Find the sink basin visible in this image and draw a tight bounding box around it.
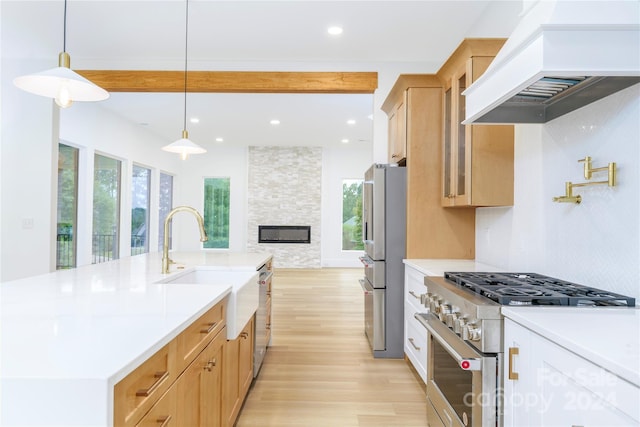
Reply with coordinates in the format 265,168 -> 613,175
160,269 -> 259,339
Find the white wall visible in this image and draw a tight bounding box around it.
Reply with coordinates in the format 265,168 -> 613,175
0,59 -> 58,281
476,84 -> 640,300
175,144 -> 248,252
321,144 -> 372,267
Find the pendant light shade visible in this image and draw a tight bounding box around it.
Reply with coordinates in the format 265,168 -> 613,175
162,130 -> 207,160
13,2 -> 109,107
162,0 -> 206,160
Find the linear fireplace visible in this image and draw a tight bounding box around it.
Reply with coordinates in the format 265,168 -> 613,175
258,225 -> 311,244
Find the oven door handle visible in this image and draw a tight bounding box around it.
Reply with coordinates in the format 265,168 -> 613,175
359,256 -> 374,267
259,271 -> 273,285
359,279 -> 371,294
415,313 -> 482,371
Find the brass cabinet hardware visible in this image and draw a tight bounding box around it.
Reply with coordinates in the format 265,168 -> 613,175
408,337 -> 421,351
200,321 -> 217,334
158,415 -> 172,427
553,156 -> 616,204
204,358 -> 216,372
136,371 -> 169,397
508,347 -> 519,380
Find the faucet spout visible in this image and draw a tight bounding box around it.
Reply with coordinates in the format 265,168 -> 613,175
162,206 -> 208,274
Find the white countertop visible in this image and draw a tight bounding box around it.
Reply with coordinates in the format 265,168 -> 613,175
403,258 -> 502,276
502,306 -> 640,388
0,251 -> 271,427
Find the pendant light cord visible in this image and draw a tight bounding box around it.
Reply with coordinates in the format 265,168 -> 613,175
183,0 -> 189,131
63,0 -> 67,52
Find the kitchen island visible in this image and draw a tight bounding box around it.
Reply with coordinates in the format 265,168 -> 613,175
0,251 -> 271,427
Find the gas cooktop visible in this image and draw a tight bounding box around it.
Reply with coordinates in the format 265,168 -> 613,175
444,272 -> 636,307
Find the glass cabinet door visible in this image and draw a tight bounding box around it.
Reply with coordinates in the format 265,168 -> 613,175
443,88 -> 452,201
456,72 -> 467,198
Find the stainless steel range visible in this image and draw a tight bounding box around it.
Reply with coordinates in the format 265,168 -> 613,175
415,272 -> 635,427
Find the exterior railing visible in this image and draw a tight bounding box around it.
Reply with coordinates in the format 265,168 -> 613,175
57,233 -> 146,267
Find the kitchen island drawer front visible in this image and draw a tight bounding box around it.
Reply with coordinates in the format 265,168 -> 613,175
405,302 -> 427,383
114,342 -> 175,427
176,301 -> 225,372
135,383 -> 177,427
405,265 -> 428,312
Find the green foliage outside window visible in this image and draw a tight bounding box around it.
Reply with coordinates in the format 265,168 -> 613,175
203,178 -> 230,249
342,180 -> 364,251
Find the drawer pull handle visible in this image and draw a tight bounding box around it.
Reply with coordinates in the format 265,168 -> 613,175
136,371 -> 169,397
157,415 -> 172,427
408,291 -> 420,300
508,347 -> 519,380
240,332 -> 249,339
408,337 -> 421,351
200,321 -> 218,334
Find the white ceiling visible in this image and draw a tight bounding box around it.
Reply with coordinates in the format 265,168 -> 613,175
2,1 -> 523,148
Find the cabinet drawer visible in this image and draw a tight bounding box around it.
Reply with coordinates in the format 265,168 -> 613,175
114,342 -> 175,427
135,383 -> 177,427
404,305 -> 427,383
176,302 -> 225,373
405,267 -> 428,311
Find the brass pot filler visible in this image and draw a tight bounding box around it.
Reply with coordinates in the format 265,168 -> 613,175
553,156 -> 616,204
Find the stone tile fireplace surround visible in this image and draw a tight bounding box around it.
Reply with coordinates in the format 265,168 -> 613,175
247,146 -> 321,268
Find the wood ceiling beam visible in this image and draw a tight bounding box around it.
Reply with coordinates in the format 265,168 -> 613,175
75,70 -> 378,94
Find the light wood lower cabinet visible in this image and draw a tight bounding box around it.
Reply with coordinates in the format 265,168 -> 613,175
177,326 -> 226,426
134,383 -> 177,427
223,316 -> 255,427
115,300 -> 237,427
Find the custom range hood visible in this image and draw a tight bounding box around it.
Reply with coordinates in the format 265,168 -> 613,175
464,0 -> 640,124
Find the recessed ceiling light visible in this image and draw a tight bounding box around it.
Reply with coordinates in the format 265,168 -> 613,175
341,139 -> 349,143
190,117 -> 199,124
215,137 -> 224,142
327,26 -> 343,36
270,119 -> 280,125
347,119 -> 356,125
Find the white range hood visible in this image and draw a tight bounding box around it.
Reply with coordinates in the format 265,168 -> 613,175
464,0 -> 640,124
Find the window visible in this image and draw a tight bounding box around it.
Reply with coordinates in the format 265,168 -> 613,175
342,179 -> 364,251
158,172 -> 174,251
56,143 -> 79,269
92,154 -> 121,263
131,165 -> 150,255
203,178 -> 230,249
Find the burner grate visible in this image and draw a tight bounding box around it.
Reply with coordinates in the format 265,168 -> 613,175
444,272 -> 636,307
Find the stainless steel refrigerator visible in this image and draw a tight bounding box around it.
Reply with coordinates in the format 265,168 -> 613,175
360,163 -> 406,358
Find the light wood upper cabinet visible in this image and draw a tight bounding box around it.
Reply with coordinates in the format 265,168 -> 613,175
437,39 -> 514,207
387,97 -> 407,164
382,75 -> 475,259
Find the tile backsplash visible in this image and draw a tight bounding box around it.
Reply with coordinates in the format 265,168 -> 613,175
476,84 -> 640,299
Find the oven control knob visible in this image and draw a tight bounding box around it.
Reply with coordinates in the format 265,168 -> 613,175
420,292 -> 432,306
438,304 -> 451,321
454,317 -> 467,334
463,323 -> 482,341
446,312 -> 460,328
429,297 -> 441,313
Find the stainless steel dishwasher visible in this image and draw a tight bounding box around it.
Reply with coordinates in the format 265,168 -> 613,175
254,262 -> 272,377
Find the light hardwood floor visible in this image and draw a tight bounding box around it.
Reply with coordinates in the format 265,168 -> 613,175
236,268 -> 428,427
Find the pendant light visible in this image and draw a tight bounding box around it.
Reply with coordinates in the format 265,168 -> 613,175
13,0 -> 109,108
162,0 -> 206,160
